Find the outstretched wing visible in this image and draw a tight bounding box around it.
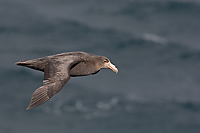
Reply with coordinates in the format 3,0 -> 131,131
26,59 -> 81,110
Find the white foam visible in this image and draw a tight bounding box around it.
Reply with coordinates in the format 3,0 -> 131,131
143,33 -> 167,45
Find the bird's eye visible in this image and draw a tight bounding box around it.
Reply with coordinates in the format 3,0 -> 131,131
104,59 -> 108,63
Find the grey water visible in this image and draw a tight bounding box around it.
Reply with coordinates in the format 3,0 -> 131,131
1,0 -> 200,133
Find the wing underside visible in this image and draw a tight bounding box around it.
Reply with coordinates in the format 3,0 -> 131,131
26,58 -> 82,110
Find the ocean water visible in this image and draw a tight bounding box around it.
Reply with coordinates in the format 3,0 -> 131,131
1,0 -> 200,133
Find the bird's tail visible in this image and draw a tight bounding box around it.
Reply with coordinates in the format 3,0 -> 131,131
15,59 -> 45,72
15,60 -> 30,66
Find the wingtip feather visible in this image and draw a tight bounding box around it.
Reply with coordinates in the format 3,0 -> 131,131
26,106 -> 31,110
26,103 -> 36,110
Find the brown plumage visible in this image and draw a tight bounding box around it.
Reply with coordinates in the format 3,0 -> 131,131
15,51 -> 118,110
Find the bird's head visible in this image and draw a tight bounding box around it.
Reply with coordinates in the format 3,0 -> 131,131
96,56 -> 118,73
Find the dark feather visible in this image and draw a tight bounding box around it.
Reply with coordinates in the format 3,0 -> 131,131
26,58 -> 82,110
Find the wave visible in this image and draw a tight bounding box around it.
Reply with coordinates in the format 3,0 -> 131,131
117,1 -> 200,16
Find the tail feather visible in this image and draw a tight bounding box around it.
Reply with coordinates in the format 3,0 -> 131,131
15,59 -> 46,72
15,60 -> 29,66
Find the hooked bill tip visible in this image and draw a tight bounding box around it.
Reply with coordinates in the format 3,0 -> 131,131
108,62 -> 118,73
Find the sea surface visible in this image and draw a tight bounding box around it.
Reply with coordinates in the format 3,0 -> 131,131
1,0 -> 200,133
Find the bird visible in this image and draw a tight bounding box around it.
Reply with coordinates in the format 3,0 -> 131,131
15,51 -> 118,110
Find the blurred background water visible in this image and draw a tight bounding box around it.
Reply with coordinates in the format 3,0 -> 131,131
1,0 -> 200,133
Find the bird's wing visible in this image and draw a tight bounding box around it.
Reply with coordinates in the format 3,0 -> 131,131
26,58 -> 82,110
